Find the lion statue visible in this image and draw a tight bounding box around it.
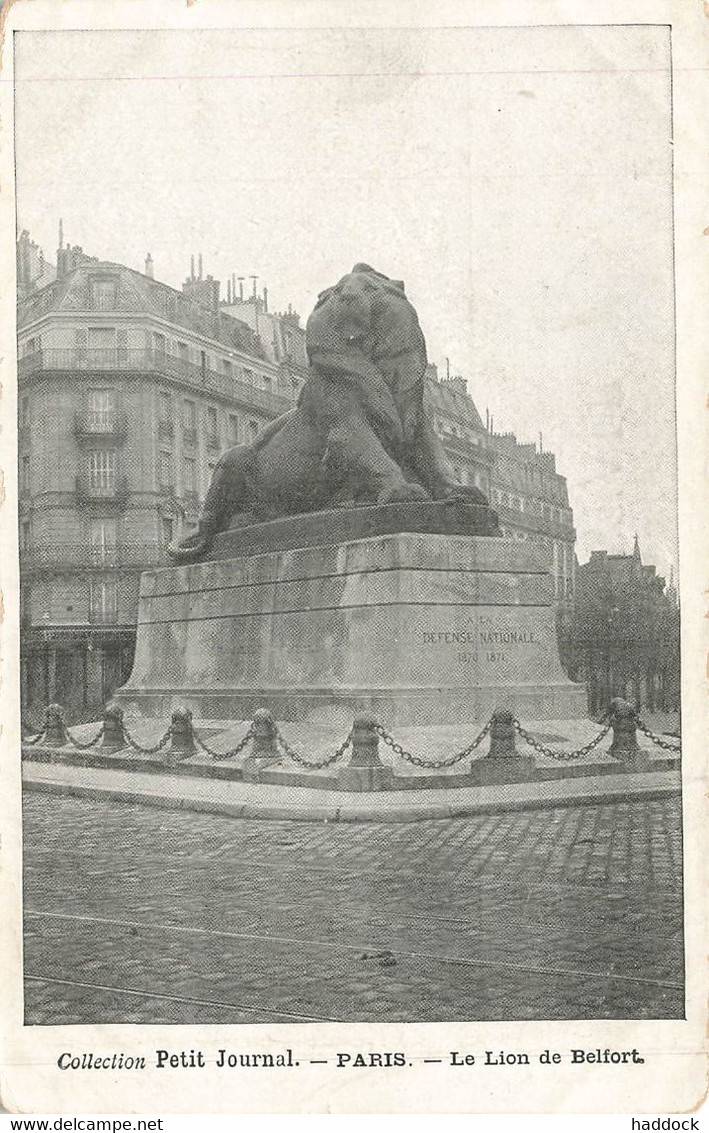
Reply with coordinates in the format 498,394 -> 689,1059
169,263 -> 490,563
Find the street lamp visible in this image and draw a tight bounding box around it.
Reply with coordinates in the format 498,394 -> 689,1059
606,605 -> 620,704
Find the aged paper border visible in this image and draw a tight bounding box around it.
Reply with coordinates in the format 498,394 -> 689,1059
0,0 -> 707,1115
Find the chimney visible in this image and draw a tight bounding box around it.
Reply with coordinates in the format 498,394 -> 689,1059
190,254 -> 195,282
145,252 -> 154,278
486,407 -> 490,431
232,273 -> 236,300
263,285 -> 268,313
198,253 -> 203,281
238,277 -> 244,301
58,218 -> 64,251
539,431 -> 543,453
250,274 -> 258,299
227,279 -> 232,303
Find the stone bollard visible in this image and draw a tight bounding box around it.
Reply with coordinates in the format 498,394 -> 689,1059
165,706 -> 195,764
242,708 -> 280,781
488,707 -> 517,757
608,698 -> 649,771
338,715 -> 393,792
101,702 -> 126,753
474,706 -> 535,786
44,703 -> 68,747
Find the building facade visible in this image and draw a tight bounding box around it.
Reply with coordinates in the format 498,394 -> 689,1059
425,369 -> 577,604
17,237 -> 578,718
562,537 -> 680,714
17,241 -> 303,718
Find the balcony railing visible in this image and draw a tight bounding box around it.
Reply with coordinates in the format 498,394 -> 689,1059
20,542 -> 167,571
73,408 -> 128,442
19,348 -> 294,415
75,473 -> 129,507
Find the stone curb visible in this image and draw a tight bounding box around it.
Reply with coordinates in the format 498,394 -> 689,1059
23,765 -> 682,823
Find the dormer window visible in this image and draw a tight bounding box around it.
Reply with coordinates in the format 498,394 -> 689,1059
90,277 -> 117,310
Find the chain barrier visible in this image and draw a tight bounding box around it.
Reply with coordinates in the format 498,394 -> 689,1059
121,721 -> 172,756
64,723 -> 105,751
274,725 -> 353,770
636,718 -> 681,752
512,719 -> 612,762
375,719 -> 492,769
193,724 -> 255,761
23,700 -> 679,771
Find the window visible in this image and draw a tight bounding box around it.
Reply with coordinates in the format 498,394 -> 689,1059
90,577 -> 117,623
183,400 -> 196,431
90,518 -> 117,564
21,455 -> 30,493
159,450 -> 173,488
90,517 -> 117,547
244,368 -> 254,385
228,414 -> 239,445
154,332 -> 167,356
88,327 -> 115,348
158,391 -> 172,424
161,518 -> 174,546
20,396 -> 30,426
248,420 -> 259,440
206,407 -> 218,445
183,457 -> 196,494
87,388 -> 115,430
88,449 -> 115,490
177,341 -> 189,364
21,520 -> 31,551
90,279 -> 117,311
222,359 -> 233,377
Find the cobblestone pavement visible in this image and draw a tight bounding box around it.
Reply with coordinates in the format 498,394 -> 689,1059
22,793 -> 684,1024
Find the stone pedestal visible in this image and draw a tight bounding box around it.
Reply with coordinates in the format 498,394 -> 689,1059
116,503 -> 586,726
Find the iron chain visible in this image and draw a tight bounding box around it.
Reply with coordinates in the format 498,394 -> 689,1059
64,723 -> 105,751
121,722 -> 172,755
636,718 -> 681,752
275,725 -> 353,770
375,719 -> 491,769
193,724 -> 255,761
512,719 -> 612,762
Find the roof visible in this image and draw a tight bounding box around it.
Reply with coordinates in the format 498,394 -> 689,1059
426,377 -> 485,430
17,261 -> 266,360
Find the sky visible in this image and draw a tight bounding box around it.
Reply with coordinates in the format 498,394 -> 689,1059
13,25 -> 677,579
